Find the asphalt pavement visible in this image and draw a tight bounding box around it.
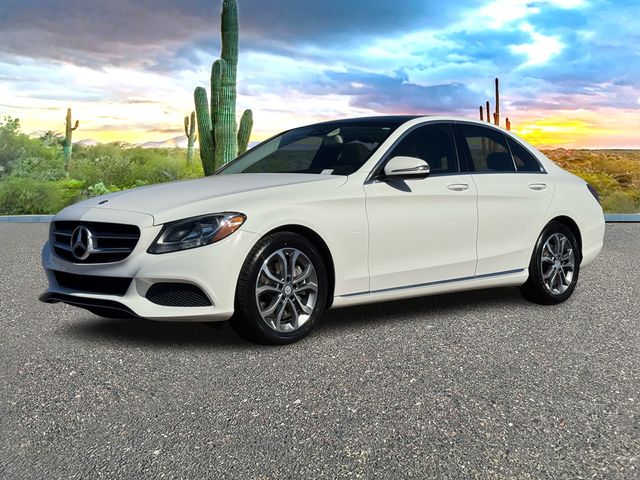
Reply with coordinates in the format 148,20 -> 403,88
1,223 -> 638,479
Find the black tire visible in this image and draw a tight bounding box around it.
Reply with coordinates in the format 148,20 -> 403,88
519,221 -> 580,305
230,232 -> 328,345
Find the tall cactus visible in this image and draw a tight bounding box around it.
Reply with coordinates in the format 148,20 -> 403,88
194,0 -> 253,175
63,108 -> 79,166
494,77 -> 500,126
184,111 -> 197,164
478,77 -> 513,130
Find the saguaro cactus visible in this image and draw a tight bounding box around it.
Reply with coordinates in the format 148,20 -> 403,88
194,0 -> 253,175
494,77 -> 500,126
478,77 -> 513,130
184,111 -> 197,164
63,108 -> 79,166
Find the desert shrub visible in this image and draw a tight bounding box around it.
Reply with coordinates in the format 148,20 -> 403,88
57,179 -> 86,207
68,145 -> 203,190
601,190 -> 640,214
0,177 -> 64,214
86,181 -> 121,197
9,153 -> 66,181
570,171 -> 619,195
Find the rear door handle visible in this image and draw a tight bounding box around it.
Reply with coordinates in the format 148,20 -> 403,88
529,183 -> 547,191
447,183 -> 469,191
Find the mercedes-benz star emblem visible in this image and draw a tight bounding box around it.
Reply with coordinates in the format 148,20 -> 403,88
70,226 -> 95,260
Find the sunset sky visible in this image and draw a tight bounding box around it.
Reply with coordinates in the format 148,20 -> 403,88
0,0 -> 638,148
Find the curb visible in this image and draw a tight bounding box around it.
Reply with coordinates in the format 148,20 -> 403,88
0,215 -> 55,223
604,214 -> 640,222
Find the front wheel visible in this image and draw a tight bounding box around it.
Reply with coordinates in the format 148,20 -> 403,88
520,222 -> 580,305
230,232 -> 328,345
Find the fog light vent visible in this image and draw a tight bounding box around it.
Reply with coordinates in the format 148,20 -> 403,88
145,283 -> 212,307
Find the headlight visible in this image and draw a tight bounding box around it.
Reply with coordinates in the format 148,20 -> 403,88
148,212 -> 246,254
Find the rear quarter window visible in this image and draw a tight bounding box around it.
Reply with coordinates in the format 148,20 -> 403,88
507,137 -> 544,172
459,124 -> 515,173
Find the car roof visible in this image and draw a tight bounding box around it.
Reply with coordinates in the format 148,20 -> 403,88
301,115 -> 514,129
304,115 -> 425,128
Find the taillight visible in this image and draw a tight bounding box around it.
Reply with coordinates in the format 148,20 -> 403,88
586,183 -> 600,203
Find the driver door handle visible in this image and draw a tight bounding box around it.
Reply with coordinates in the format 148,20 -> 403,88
529,182 -> 547,191
447,183 -> 469,191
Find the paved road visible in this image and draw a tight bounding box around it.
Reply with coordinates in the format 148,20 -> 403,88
1,223 -> 638,479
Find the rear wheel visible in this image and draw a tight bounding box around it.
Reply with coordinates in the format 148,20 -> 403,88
230,232 -> 328,345
520,222 -> 580,305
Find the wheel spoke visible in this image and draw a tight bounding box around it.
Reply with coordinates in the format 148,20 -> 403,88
289,250 -> 300,280
558,268 -> 567,286
295,281 -> 318,293
293,293 -> 313,315
257,284 -> 280,295
261,293 -> 284,317
542,267 -> 554,280
275,251 -> 289,281
288,298 -> 299,329
294,264 -> 313,283
549,270 -> 558,291
261,264 -> 284,285
541,255 -> 554,264
559,236 -> 567,256
275,299 -> 287,330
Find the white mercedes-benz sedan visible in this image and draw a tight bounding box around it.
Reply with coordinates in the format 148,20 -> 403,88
40,116 -> 605,344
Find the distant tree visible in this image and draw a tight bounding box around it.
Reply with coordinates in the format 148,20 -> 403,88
0,116 -> 20,135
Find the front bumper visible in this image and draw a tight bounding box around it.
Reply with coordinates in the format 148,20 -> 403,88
40,224 -> 258,322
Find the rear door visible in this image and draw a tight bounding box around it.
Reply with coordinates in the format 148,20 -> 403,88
454,123 -> 555,276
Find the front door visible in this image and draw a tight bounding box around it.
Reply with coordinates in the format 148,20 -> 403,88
364,123 -> 478,292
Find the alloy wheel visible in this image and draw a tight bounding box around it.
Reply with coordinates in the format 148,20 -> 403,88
540,232 -> 575,295
255,248 -> 319,332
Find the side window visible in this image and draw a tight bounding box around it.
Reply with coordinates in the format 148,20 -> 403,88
459,124 -> 515,173
507,137 -> 543,172
387,124 -> 459,175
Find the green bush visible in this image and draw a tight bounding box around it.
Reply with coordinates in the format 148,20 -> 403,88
68,145 -> 203,190
601,190 -> 640,214
0,177 -> 65,214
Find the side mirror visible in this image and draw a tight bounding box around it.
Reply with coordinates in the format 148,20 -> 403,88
383,156 -> 430,178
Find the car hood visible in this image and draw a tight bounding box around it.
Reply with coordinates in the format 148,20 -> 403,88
63,173 -> 348,225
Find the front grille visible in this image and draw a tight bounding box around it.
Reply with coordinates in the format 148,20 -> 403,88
53,270 -> 132,296
145,283 -> 212,307
51,221 -> 140,263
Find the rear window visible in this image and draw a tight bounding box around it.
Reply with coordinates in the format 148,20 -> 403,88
507,137 -> 544,172
459,124 -> 515,173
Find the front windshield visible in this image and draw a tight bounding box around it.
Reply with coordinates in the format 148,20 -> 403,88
218,122 -> 398,176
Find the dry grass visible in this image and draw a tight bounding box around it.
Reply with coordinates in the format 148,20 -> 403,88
542,149 -> 640,213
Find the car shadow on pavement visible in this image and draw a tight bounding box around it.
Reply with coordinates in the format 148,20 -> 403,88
59,316 -> 252,349
58,287 -> 525,347
318,286 -> 526,333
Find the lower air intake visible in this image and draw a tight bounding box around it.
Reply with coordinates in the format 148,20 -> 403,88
145,283 -> 212,307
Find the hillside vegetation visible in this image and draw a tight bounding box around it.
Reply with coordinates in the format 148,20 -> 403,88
0,117 -> 638,214
543,149 -> 640,213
